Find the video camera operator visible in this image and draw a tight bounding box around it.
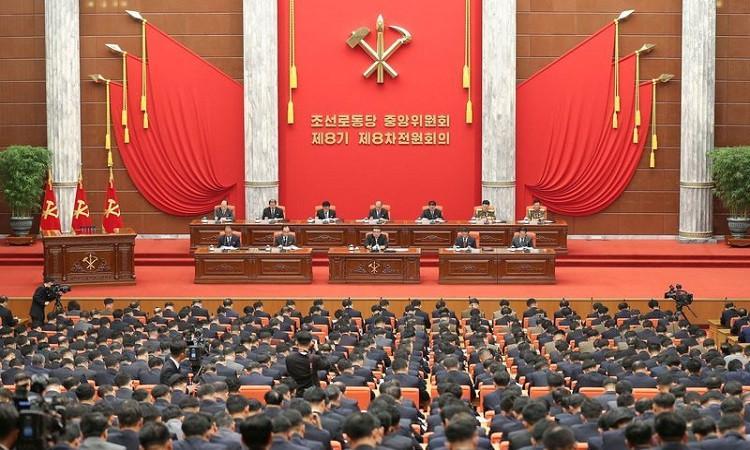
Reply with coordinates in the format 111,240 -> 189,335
30,277 -> 56,327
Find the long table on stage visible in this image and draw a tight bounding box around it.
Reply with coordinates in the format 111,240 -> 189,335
328,247 -> 421,284
42,228 -> 137,285
438,248 -> 556,284
189,220 -> 568,254
194,247 -> 313,284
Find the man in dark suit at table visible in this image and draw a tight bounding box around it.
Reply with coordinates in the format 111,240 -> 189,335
0,296 -> 16,327
368,201 -> 390,221
511,227 -> 534,248
365,227 -> 388,251
274,226 -> 296,247
262,199 -> 285,220
218,225 -> 241,248
454,228 -> 477,249
420,200 -> 444,220
316,201 -> 336,220
214,199 -> 234,222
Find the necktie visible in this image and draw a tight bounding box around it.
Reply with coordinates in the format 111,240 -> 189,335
271,208 -> 275,216
283,236 -> 287,246
464,237 -> 468,247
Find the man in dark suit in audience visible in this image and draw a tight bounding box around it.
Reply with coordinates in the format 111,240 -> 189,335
214,200 -> 234,222
218,225 -> 240,248
368,201 -> 390,221
454,228 -> 477,249
624,361 -> 658,388
262,199 -> 285,220
316,201 -> 336,220
0,296 -> 16,327
274,226 -> 296,247
365,227 -> 388,250
420,201 -> 443,220
160,340 -> 187,385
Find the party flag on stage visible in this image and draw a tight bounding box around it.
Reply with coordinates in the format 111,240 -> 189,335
71,173 -> 93,233
103,169 -> 124,233
40,170 -> 61,233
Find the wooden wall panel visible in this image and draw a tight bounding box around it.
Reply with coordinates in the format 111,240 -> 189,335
0,0 -> 747,236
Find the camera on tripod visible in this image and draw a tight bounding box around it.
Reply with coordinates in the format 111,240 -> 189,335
48,283 -> 71,315
664,283 -> 693,310
14,376 -> 66,450
186,329 -> 209,375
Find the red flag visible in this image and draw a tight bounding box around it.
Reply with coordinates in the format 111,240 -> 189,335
71,174 -> 93,233
103,171 -> 124,233
39,171 -> 61,232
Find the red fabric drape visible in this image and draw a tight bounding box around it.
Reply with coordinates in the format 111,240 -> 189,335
516,24 -> 653,217
109,24 -> 244,218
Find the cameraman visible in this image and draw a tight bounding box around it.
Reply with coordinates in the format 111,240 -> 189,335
0,296 -> 16,327
30,277 -> 56,327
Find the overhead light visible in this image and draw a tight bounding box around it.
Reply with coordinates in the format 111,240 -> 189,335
655,73 -> 674,83
617,9 -> 635,21
89,74 -> 109,83
105,43 -> 125,55
125,10 -> 144,21
636,43 -> 656,55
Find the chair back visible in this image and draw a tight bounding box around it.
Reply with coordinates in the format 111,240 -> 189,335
526,205 -> 547,219
513,231 -> 537,247
474,206 -> 496,214
346,386 -> 372,411
469,231 -> 480,247
238,385 -> 272,403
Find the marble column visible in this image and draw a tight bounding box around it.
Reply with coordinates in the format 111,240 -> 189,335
679,0 -> 716,241
45,0 -> 82,233
243,0 -> 279,218
482,0 -> 516,220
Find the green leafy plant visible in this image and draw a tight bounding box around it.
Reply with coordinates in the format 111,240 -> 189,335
0,145 -> 51,217
710,146 -> 750,218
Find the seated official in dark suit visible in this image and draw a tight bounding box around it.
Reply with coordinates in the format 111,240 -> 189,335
421,200 -> 444,220
214,199 -> 234,222
0,296 -> 16,327
366,228 -> 388,250
368,200 -> 390,221
454,228 -> 477,249
274,226 -> 296,247
218,225 -> 241,248
475,199 -> 496,222
262,199 -> 285,220
316,201 -> 336,220
511,228 -> 534,248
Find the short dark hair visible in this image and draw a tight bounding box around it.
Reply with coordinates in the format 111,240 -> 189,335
482,200 -> 490,205
717,414 -> 743,433
139,422 -> 171,450
0,403 -> 20,440
170,340 -> 187,357
654,412 -> 686,442
240,415 -> 273,450
428,200 -> 437,206
445,416 -> 477,443
691,417 -> 716,437
117,400 -> 142,427
322,201 -> 331,207
522,401 -> 548,425
624,421 -> 653,447
542,426 -> 575,450
80,413 -> 109,438
343,412 -> 379,441
182,414 -> 211,438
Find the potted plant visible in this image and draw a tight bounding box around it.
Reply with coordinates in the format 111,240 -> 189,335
0,145 -> 51,236
710,146 -> 750,238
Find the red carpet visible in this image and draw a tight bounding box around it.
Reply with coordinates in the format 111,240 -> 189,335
0,264 -> 747,300
1,238 -> 748,299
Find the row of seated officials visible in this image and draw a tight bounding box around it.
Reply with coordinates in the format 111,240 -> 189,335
213,199 -> 549,222
0,296 -> 748,450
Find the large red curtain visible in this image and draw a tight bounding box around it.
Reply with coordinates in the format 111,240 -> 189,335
109,24 -> 244,218
516,24 -> 653,217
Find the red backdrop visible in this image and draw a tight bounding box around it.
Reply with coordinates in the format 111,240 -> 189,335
277,0 -> 482,220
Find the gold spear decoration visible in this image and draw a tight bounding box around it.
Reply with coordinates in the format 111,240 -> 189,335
649,73 -> 674,168
612,9 -> 634,129
106,44 -> 129,143
464,0 -> 473,123
633,43 -> 655,143
287,0 -> 296,124
90,74 -> 112,155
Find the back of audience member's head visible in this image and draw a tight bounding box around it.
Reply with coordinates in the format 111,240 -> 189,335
80,413 -> 109,438
182,414 -> 211,439
654,412 -> 686,443
139,422 -> 171,450
691,417 -> 717,441
624,420 -> 653,448
342,412 -> 379,443
542,425 -> 575,450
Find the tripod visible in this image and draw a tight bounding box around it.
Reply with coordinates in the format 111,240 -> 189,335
675,303 -> 697,326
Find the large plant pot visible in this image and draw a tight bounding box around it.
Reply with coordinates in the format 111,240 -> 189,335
727,217 -> 750,238
9,216 -> 33,237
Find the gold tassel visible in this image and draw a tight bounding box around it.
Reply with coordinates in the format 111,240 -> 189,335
107,149 -> 113,168
463,0 -> 471,89
632,127 -> 639,144
462,66 -> 470,89
124,126 -> 130,144
105,80 -> 112,150
287,100 -> 295,124
465,99 -> 473,124
290,65 -> 298,89
635,110 -> 641,127
612,111 -> 618,129
143,111 -> 149,129
121,52 -> 128,128
650,80 -> 658,167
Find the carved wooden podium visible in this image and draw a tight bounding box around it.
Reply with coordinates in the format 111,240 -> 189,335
42,228 -> 137,285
